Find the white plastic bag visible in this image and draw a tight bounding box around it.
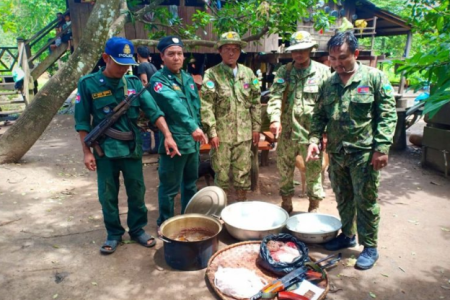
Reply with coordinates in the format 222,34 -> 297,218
214,266 -> 267,299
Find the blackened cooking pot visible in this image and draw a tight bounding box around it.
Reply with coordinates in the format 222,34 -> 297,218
159,213 -> 222,271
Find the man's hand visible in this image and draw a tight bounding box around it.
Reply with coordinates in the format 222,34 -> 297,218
164,135 -> 181,158
192,128 -> 208,144
306,143 -> 320,162
252,131 -> 260,146
371,151 -> 389,171
210,136 -> 220,149
270,122 -> 282,138
84,152 -> 97,171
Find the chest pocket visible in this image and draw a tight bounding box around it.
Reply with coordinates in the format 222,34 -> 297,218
323,93 -> 339,120
187,88 -> 200,112
216,87 -> 232,112
127,100 -> 141,120
350,94 -> 374,120
92,96 -> 117,116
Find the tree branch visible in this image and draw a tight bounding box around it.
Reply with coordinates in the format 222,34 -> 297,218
243,26 -> 270,42
134,0 -> 166,20
139,21 -> 186,38
108,0 -> 129,36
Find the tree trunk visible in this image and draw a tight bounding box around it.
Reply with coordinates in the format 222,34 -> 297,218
0,0 -> 124,163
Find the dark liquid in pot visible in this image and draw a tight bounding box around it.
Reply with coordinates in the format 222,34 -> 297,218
170,227 -> 215,242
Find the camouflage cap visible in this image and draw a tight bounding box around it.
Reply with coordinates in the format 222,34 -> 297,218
216,31 -> 248,49
285,31 -> 318,51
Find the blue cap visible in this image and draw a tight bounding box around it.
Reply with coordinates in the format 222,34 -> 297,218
157,36 -> 183,53
105,37 -> 138,66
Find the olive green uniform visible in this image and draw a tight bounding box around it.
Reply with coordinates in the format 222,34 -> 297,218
201,63 -> 261,190
74,68 -> 164,241
267,60 -> 330,199
309,62 -> 397,247
150,67 -> 202,226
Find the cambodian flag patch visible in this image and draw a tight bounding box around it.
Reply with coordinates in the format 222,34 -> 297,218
75,93 -> 81,104
243,83 -> 249,89
190,84 -> 195,90
127,89 -> 136,96
357,86 -> 370,94
154,82 -> 163,93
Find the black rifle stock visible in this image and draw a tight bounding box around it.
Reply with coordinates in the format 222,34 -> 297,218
84,83 -> 150,156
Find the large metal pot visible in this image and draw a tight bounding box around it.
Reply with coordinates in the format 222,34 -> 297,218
286,213 -> 342,244
220,201 -> 289,241
159,213 -> 222,270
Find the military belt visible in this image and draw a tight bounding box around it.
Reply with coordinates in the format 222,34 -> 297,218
105,128 -> 134,141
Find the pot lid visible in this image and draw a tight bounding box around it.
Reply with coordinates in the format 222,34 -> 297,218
185,186 -> 227,216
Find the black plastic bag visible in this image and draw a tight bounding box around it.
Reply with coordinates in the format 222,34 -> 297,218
257,233 -> 309,276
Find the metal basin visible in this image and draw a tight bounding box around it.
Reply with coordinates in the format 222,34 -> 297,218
220,201 -> 289,241
286,213 -> 342,244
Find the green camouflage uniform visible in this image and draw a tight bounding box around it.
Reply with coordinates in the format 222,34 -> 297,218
201,62 -> 261,190
309,62 -> 397,247
267,60 -> 330,199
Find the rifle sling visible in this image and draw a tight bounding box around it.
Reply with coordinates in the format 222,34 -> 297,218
105,128 -> 134,141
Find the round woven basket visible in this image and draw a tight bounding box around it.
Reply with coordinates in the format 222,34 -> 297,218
206,241 -> 329,300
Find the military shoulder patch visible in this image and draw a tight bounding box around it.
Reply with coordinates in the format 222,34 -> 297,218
253,78 -> 259,86
190,84 -> 195,91
75,93 -> 81,104
127,89 -> 136,96
154,82 -> 163,93
383,84 -> 393,95
276,78 -> 285,84
205,80 -> 215,89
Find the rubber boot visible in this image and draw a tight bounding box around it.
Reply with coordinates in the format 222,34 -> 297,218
281,195 -> 293,214
308,199 -> 320,213
236,189 -> 247,202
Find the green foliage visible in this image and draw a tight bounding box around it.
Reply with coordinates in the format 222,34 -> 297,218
0,0 -> 66,71
0,0 -> 66,43
394,0 -> 450,117
141,0 -> 334,42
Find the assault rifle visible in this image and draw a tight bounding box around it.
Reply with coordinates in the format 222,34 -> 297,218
250,253 -> 341,300
84,83 -> 150,157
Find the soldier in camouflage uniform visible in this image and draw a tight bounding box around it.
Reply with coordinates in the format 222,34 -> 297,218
201,31 -> 261,201
307,31 -> 397,270
267,31 -> 330,213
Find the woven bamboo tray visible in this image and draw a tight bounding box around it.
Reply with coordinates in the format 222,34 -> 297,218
206,241 -> 329,300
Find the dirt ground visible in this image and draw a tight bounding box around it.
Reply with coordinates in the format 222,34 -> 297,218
0,115 -> 449,300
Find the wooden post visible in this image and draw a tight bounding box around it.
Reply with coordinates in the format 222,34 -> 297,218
398,31 -> 412,95
370,17 -> 377,53
16,38 -> 31,105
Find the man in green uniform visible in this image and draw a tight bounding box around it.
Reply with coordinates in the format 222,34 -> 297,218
201,31 -> 261,201
267,31 -> 330,213
306,31 -> 397,270
150,36 -> 207,229
74,37 -> 180,254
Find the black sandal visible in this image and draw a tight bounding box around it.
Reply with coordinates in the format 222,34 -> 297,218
131,232 -> 156,248
100,239 -> 121,254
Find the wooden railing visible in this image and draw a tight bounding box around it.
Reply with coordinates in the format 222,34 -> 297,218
0,46 -> 19,73
0,10 -> 70,104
